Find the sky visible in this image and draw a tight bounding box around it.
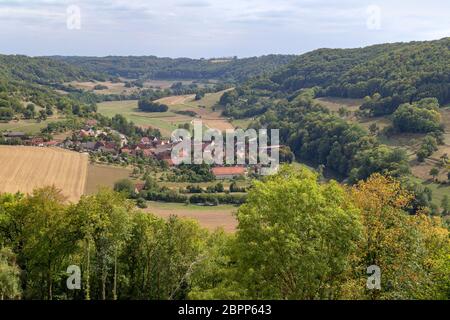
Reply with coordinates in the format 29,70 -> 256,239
0,0 -> 449,58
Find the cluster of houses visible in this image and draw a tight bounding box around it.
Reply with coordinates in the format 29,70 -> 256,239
60,122 -> 176,165
1,119 -> 282,180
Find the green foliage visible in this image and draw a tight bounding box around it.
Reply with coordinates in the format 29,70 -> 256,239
136,198 -> 148,209
138,99 -> 169,112
113,179 -> 135,197
195,91 -> 205,100
168,164 -> 215,183
52,55 -> 296,83
232,166 -> 362,299
417,135 -> 439,162
351,175 -> 450,299
441,196 -> 450,216
243,89 -> 410,180
271,38 -> 450,114
392,98 -> 442,133
0,168 -> 449,300
120,213 -> 206,299
0,247 -> 22,300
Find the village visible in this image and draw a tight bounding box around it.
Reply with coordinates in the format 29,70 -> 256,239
0,119 -> 277,180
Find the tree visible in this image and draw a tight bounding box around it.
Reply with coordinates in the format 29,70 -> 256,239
214,182 -> 224,193
8,187 -> 78,300
392,98 -> 441,133
440,153 -> 448,166
441,195 -> 450,216
430,167 -> 439,181
232,166 -> 363,299
195,92 -> 205,101
113,179 -> 135,197
417,135 -> 439,162
188,231 -> 244,299
0,107 -> 14,121
136,198 -> 147,209
120,213 -> 206,299
350,174 -> 450,299
45,105 -> 53,116
138,99 -> 168,112
38,109 -> 47,121
417,149 -> 428,162
21,103 -> 37,119
0,247 -> 22,300
369,123 -> 378,135
69,189 -> 133,300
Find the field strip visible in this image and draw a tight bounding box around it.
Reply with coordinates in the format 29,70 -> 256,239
0,146 -> 88,202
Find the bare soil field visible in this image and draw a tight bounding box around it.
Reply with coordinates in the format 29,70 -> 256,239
144,201 -> 238,233
85,163 -> 132,194
0,146 -> 88,202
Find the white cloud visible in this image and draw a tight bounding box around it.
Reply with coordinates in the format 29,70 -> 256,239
0,0 -> 448,57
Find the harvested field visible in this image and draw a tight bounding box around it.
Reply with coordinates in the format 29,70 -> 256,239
0,146 -> 88,202
85,163 -> 132,194
144,201 -> 238,233
156,94 -> 196,105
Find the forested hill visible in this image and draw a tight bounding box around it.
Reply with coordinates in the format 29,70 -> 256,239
49,54 -> 296,82
0,55 -> 103,119
267,37 -> 450,115
218,38 -> 450,184
0,54 -> 104,85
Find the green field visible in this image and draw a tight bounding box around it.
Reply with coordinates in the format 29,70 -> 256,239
0,118 -> 64,135
97,90 -> 233,137
145,201 -> 238,212
231,118 -> 253,129
159,180 -> 250,190
408,176 -> 450,209
97,100 -> 186,136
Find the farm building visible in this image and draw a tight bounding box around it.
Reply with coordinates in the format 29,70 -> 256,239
211,166 -> 246,179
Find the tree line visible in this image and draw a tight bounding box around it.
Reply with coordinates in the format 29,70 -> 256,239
1,166 -> 449,300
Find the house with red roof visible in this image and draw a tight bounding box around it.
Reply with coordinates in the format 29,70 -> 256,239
211,166 -> 246,179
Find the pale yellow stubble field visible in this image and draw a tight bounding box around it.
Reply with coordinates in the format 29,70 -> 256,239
0,146 -> 88,202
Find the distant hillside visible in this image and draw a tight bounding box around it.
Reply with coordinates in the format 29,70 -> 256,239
267,38 -> 450,115
49,55 -> 296,82
0,54 -> 104,85
0,55 -> 102,120
217,38 -> 450,182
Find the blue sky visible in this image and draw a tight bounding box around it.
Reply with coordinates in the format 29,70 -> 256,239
0,0 -> 449,57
